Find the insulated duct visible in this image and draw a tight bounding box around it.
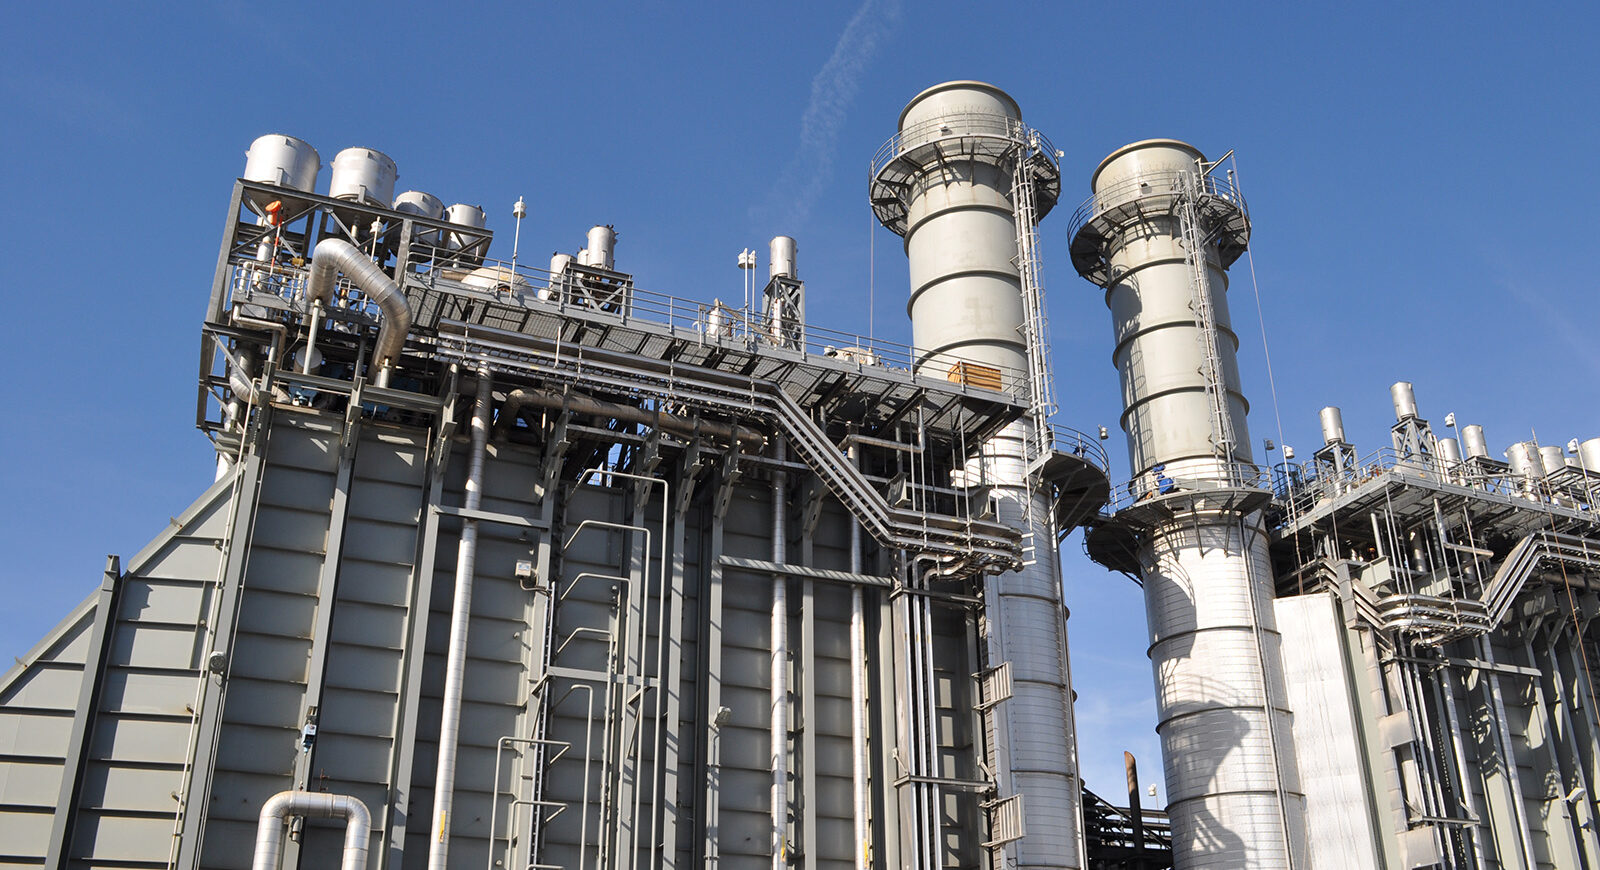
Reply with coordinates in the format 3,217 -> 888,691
251,790 -> 371,870
1070,139 -> 1308,869
871,80 -> 1082,870
307,237 -> 414,387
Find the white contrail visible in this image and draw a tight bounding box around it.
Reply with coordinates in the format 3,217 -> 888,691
761,0 -> 902,227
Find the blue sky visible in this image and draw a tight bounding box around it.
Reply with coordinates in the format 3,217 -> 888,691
2,1 -> 1596,806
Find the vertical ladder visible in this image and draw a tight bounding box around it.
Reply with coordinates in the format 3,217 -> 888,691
1177,169 -> 1237,461
1011,133 -> 1056,466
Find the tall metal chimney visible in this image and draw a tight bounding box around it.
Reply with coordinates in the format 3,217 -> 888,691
872,81 -> 1084,870
1069,140 -> 1308,869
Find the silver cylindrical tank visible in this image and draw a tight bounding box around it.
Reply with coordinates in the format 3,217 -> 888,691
393,191 -> 445,249
1581,438 -> 1600,473
1461,424 -> 1490,460
770,235 -> 798,280
1540,445 -> 1567,476
897,81 -> 1028,381
585,225 -> 616,271
1390,381 -> 1418,421
393,190 -> 444,220
1319,407 -> 1346,445
328,147 -> 398,206
549,252 -> 572,275
1438,437 -> 1463,464
443,203 -> 488,254
244,134 -> 320,192
462,266 -> 533,296
1506,441 -> 1545,482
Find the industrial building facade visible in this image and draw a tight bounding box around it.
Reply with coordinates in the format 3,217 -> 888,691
1,81 -> 1597,870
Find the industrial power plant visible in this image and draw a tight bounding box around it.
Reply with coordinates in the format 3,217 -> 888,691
2,80 -> 1597,870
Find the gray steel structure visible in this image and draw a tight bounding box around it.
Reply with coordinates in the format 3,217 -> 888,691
0,82 -> 1111,870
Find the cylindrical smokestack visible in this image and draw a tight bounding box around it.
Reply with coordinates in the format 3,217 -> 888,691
1075,140 -> 1252,476
769,235 -> 798,280
1462,424 -> 1490,460
877,81 -> 1029,381
872,81 -> 1082,870
1390,381 -> 1419,421
1070,139 -> 1306,869
585,225 -> 615,271
1319,406 -> 1346,445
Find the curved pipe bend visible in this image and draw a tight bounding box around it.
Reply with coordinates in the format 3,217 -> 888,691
252,789 -> 371,870
308,238 -> 414,384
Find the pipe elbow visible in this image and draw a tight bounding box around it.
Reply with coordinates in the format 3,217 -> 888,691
308,238 -> 414,376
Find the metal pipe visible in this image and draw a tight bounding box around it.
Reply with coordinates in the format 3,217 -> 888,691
427,370 -> 493,870
252,790 -> 371,870
849,446 -> 870,870
771,434 -> 789,870
499,387 -> 765,450
307,237 -> 414,387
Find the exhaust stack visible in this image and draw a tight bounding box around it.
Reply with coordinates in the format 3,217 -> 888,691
871,80 -> 1083,870
1070,140 -> 1308,869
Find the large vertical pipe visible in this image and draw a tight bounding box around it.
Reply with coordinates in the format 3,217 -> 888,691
771,435 -> 789,870
849,447 -> 870,870
871,80 -> 1082,870
1071,140 -> 1307,869
428,370 -> 493,870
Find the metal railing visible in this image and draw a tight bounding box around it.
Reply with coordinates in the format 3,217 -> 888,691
1105,460 -> 1269,514
1046,424 -> 1110,477
870,112 -> 1056,181
1064,167 -> 1248,245
1271,446 -> 1600,518
224,248 -> 1035,398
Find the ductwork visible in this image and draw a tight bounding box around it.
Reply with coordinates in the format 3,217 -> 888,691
308,237 -> 414,387
499,386 -> 766,450
251,790 -> 371,870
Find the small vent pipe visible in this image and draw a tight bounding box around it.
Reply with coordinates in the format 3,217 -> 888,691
252,790 -> 370,870
586,225 -> 616,271
770,235 -> 798,280
1461,425 -> 1490,460
1319,406 -> 1346,445
1391,381 -> 1419,421
307,238 -> 413,387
